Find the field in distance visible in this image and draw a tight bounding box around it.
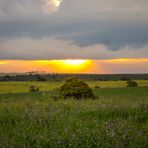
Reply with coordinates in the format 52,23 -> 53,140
0,80 -> 148,147
0,80 -> 148,94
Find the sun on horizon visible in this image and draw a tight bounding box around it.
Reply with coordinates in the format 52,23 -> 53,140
34,59 -> 92,73
58,59 -> 89,66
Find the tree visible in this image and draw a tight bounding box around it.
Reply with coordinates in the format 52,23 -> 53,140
59,77 -> 94,99
36,75 -> 46,81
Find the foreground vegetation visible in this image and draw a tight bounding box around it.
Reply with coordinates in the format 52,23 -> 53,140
0,81 -> 148,147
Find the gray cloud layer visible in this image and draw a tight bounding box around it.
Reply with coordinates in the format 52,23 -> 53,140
0,0 -> 148,59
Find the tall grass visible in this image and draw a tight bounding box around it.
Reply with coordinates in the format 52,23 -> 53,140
0,93 -> 148,147
0,81 -> 148,147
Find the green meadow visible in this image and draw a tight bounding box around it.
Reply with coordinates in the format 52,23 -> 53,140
0,80 -> 148,147
0,80 -> 148,94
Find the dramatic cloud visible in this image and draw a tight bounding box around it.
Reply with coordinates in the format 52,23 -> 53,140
0,0 -> 148,59
0,37 -> 148,60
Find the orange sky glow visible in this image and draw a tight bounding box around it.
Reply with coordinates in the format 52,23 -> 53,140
0,58 -> 148,74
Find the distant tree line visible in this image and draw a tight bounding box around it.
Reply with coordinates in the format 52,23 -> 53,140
0,73 -> 147,82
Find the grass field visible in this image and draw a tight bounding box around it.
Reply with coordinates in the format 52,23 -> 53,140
0,80 -> 148,147
0,80 -> 148,94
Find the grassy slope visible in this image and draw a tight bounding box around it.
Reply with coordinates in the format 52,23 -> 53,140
0,81 -> 148,147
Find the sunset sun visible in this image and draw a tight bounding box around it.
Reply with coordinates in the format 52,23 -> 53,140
51,60 -> 92,73
32,60 -> 92,73
60,60 -> 88,66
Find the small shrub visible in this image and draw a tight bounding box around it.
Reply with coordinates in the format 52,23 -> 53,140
60,77 -> 94,99
127,80 -> 138,87
94,86 -> 101,89
29,85 -> 40,92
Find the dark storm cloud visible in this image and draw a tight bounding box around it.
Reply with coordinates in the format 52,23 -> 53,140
61,22 -> 148,50
0,0 -> 148,59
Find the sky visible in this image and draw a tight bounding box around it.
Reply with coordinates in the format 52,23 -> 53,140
0,0 -> 148,73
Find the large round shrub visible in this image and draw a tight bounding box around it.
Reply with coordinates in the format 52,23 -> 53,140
59,77 -> 94,99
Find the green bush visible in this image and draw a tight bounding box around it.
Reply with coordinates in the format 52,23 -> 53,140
29,85 -> 40,92
127,80 -> 138,87
60,77 -> 94,99
94,85 -> 101,89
